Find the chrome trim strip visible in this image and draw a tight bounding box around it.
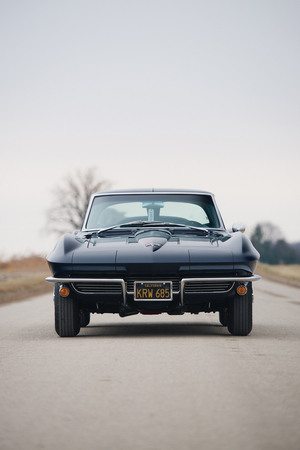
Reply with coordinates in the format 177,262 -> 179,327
45,277 -> 126,304
72,283 -> 123,295
180,275 -> 261,305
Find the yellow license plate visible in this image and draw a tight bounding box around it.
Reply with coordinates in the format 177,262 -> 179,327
134,282 -> 172,301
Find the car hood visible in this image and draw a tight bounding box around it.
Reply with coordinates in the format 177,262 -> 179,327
71,230 -> 234,275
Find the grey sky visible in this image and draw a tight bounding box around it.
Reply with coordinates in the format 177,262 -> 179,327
1,0 -> 299,258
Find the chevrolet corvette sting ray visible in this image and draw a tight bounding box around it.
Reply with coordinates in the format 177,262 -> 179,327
46,189 -> 260,337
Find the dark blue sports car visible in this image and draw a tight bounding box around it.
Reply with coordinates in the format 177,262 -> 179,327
46,189 -> 260,337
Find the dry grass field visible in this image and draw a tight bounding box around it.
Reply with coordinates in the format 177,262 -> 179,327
0,255 -> 53,305
0,256 -> 299,306
256,262 -> 300,286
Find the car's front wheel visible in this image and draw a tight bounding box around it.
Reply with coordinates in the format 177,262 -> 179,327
54,284 -> 80,337
227,283 -> 252,336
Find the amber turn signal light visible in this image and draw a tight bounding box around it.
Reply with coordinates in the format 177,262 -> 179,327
236,285 -> 247,296
59,286 -> 70,297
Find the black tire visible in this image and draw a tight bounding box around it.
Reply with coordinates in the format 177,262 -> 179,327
219,309 -> 228,326
80,311 -> 90,327
54,284 -> 80,337
227,283 -> 253,336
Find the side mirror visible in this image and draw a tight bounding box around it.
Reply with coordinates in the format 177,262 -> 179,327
232,222 -> 246,233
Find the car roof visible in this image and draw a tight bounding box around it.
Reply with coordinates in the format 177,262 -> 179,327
92,188 -> 215,196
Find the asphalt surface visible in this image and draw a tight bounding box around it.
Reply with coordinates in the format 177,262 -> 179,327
0,278 -> 299,450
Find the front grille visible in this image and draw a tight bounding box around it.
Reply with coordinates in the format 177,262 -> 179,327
72,282 -> 123,294
126,278 -> 180,293
184,281 -> 234,293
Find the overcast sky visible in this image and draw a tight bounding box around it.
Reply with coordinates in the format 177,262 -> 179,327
1,0 -> 299,259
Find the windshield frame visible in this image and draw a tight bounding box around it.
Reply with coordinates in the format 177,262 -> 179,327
82,191 -> 226,232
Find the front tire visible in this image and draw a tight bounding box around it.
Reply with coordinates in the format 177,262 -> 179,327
54,284 -> 80,337
227,283 -> 253,336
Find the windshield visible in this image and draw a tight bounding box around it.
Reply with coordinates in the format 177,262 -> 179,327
85,194 -> 221,230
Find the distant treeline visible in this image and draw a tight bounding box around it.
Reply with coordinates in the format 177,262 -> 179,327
250,223 -> 300,265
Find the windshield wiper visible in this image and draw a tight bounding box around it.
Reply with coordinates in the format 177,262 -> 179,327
96,221 -> 152,235
140,222 -> 210,234
82,222 -> 225,239
97,221 -> 210,236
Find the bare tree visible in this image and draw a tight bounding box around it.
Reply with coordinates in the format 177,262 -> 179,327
251,222 -> 283,244
46,168 -> 112,235
250,222 -> 298,264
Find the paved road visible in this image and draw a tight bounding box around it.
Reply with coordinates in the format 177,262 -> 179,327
0,278 -> 299,450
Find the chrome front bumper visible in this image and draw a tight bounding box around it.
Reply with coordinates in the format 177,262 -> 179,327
46,275 -> 261,306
